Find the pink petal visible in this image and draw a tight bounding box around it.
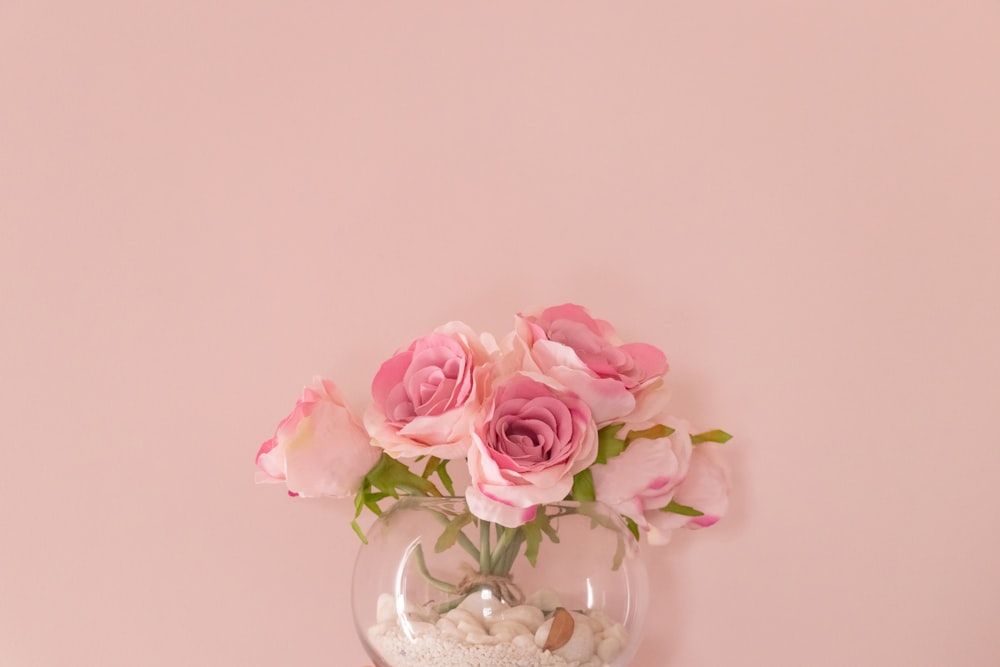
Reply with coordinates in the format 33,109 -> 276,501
466,485 -> 538,528
620,342 -> 668,378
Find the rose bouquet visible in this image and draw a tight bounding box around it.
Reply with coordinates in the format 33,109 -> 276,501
255,304 -> 732,667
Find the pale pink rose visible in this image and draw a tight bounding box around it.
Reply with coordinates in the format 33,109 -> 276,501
365,322 -> 497,460
255,378 -> 380,498
645,446 -> 730,545
591,417 -> 693,529
611,380 -> 672,438
512,304 -> 668,425
466,375 -> 598,527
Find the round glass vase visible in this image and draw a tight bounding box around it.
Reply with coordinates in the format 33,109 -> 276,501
352,497 -> 648,667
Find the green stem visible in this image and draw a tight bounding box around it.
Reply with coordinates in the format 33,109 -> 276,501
412,544 -> 458,594
497,531 -> 525,575
479,519 -> 492,575
489,526 -> 519,572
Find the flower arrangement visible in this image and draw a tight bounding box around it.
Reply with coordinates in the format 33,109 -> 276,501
255,304 -> 732,666
256,302 -> 731,548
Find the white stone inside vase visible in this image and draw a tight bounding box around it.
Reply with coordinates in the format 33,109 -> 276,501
368,590 -> 628,667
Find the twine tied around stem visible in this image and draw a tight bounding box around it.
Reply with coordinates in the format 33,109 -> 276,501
456,567 -> 525,606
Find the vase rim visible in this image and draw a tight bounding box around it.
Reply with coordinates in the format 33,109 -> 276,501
388,495 -> 622,512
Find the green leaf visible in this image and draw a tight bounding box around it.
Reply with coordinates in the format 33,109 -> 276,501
625,424 -> 675,444
367,454 -> 440,498
612,533 -> 626,572
691,429 -> 733,445
661,500 -> 705,517
576,503 -> 617,531
351,519 -> 368,544
522,520 -> 542,567
435,512 -> 474,553
364,492 -> 389,516
570,468 -> 596,502
436,460 -> 455,496
420,456 -> 441,479
353,487 -> 367,519
538,512 -> 560,544
366,457 -> 399,498
624,516 -> 640,542
594,423 -> 627,464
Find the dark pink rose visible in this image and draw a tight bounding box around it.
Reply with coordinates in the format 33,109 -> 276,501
466,375 -> 598,527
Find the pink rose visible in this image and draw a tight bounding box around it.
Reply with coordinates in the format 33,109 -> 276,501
644,446 -> 730,545
255,378 -> 380,498
466,375 -> 598,527
591,416 -> 693,529
512,304 -> 668,424
610,380 -> 671,437
365,322 -> 496,459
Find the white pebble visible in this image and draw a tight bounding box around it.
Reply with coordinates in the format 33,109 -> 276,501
489,627 -> 517,643
458,590 -> 508,624
401,620 -> 437,637
404,601 -> 437,622
499,604 -> 546,632
366,621 -> 396,639
444,607 -> 482,628
597,636 -> 623,663
534,617 -> 553,648
603,621 -> 628,645
370,616 -> 619,667
376,593 -> 398,624
489,620 -> 533,641
435,618 -> 463,640
466,631 -> 501,645
526,587 -> 562,612
552,612 -> 595,663
589,610 -> 615,629
456,620 -> 484,636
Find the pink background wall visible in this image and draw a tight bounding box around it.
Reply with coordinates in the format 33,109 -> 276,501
2,2 -> 998,666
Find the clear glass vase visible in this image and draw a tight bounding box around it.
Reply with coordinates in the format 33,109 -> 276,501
352,497 -> 648,667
